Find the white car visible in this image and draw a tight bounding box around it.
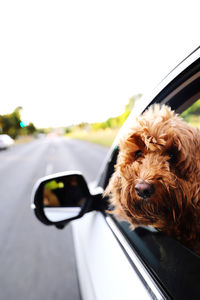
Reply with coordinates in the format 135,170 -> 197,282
0,134 -> 14,150
32,47 -> 200,300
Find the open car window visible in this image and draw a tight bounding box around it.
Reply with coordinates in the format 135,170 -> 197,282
103,102 -> 200,299
99,54 -> 200,299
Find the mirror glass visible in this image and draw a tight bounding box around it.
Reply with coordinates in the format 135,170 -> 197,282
42,174 -> 88,222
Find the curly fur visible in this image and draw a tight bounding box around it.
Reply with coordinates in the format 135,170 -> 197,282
105,104 -> 200,255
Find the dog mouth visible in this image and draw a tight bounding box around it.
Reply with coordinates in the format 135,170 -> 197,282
123,178 -> 174,225
129,197 -> 160,225
136,192 -> 153,200
134,197 -> 156,208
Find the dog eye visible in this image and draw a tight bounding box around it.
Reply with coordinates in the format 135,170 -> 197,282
135,150 -> 143,160
168,152 -> 177,163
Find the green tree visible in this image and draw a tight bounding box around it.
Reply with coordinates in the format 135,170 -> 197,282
0,107 -> 37,138
0,107 -> 22,138
26,122 -> 36,135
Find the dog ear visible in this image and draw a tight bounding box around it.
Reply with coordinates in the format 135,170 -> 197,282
172,126 -> 200,179
104,170 -> 121,203
118,132 -> 145,167
104,170 -> 129,218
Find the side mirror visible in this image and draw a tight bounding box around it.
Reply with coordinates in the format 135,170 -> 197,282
31,171 -> 105,229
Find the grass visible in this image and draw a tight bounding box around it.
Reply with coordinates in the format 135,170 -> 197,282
181,115 -> 200,129
67,128 -> 120,147
15,135 -> 34,144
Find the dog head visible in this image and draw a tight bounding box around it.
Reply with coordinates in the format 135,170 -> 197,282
105,104 -> 200,233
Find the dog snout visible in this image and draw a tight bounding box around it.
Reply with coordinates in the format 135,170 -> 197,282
135,181 -> 155,199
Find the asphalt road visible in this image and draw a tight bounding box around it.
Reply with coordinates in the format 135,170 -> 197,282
0,136 -> 109,300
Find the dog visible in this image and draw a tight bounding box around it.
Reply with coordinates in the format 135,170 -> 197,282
105,104 -> 200,255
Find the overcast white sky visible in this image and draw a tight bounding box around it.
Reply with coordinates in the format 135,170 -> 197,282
0,0 -> 199,128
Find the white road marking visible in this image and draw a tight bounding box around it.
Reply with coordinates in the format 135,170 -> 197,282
45,163 -> 54,176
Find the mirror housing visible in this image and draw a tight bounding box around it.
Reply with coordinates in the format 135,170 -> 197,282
31,171 -> 105,229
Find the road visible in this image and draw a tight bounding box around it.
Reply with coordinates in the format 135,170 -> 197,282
0,136 -> 109,300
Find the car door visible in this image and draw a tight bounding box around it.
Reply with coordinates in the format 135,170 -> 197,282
71,47 -> 200,300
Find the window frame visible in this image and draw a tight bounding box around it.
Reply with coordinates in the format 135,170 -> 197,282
96,47 -> 200,299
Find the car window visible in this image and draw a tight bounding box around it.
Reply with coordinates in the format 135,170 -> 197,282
103,97 -> 200,299
98,52 -> 200,298
116,220 -> 200,299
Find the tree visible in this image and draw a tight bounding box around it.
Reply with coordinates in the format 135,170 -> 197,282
26,123 -> 36,135
0,107 -> 37,138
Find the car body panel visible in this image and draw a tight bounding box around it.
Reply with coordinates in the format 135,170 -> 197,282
72,212 -> 152,300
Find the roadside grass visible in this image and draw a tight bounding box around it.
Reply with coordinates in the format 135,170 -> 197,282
181,115 -> 200,129
67,128 -> 120,147
15,135 -> 34,144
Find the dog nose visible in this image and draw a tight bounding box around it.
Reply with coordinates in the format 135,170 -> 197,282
135,181 -> 154,199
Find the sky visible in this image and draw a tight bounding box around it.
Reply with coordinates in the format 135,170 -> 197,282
0,0 -> 199,128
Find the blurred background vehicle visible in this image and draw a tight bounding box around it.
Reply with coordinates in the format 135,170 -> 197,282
0,134 -> 14,150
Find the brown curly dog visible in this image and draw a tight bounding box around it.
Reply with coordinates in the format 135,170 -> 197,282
105,104 -> 200,255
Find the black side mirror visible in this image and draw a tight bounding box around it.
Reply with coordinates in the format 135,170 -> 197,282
31,171 -> 105,229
